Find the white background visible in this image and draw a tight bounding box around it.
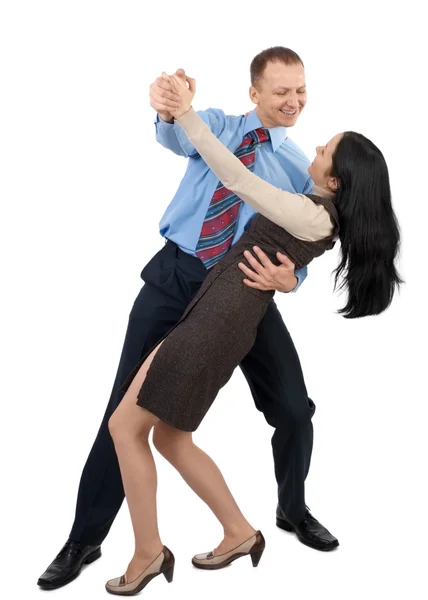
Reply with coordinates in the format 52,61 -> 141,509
1,1 -> 427,599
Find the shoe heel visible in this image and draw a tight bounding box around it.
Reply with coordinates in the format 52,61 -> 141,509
163,564 -> 174,583
250,548 -> 264,568
276,517 -> 293,532
84,547 -> 102,565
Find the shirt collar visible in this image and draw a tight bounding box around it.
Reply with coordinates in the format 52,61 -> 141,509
243,110 -> 287,152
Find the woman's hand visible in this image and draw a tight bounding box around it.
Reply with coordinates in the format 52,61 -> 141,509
149,69 -> 187,123
161,70 -> 196,119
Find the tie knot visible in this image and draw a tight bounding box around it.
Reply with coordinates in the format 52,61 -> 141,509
248,128 -> 270,145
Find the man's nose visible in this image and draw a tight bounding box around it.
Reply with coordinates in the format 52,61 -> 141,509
315,146 -> 321,154
286,93 -> 299,108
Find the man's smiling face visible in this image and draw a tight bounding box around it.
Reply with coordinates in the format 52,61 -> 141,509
250,60 -> 307,129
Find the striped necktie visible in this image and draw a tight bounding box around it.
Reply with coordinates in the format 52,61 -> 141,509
196,128 -> 271,269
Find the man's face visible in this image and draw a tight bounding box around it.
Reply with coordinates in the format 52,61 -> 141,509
250,61 -> 307,128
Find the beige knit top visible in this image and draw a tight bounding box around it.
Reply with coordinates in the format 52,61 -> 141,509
176,108 -> 335,243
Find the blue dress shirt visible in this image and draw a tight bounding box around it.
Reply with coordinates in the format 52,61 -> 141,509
155,108 -> 313,290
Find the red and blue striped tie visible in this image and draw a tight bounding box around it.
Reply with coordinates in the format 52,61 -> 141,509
196,128 -> 271,269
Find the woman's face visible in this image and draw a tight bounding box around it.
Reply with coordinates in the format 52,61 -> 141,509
308,133 -> 343,190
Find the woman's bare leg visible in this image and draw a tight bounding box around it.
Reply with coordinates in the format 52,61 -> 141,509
108,344 -> 164,581
110,338 -> 255,575
153,422 -> 256,554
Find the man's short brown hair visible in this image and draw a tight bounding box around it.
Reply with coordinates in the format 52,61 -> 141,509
250,47 -> 304,85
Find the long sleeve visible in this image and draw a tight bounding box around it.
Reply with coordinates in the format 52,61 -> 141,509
155,108 -> 228,158
293,266 -> 307,291
176,109 -> 333,242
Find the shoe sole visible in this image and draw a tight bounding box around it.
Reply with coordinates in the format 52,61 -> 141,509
276,517 -> 339,552
105,564 -> 174,596
105,572 -> 159,596
192,548 -> 265,570
37,547 -> 102,590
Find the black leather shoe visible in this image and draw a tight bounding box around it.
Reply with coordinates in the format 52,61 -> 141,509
37,539 -> 101,590
276,506 -> 339,551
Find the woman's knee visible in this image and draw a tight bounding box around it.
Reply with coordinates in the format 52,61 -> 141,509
108,405 -> 151,445
152,423 -> 192,458
108,411 -> 129,444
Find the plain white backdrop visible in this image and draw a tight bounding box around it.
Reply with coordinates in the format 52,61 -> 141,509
1,1 -> 427,599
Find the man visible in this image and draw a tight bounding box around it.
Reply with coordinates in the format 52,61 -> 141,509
38,46 -> 338,591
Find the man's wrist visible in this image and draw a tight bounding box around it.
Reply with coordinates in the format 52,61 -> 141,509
284,276 -> 298,293
158,112 -> 174,124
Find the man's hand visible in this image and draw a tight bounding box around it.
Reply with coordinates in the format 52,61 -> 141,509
238,246 -> 298,293
163,72 -> 196,119
149,68 -> 186,123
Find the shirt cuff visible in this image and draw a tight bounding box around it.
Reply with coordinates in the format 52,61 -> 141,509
155,113 -> 175,128
290,266 -> 307,293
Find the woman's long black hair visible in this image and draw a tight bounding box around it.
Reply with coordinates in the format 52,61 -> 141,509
331,132 -> 403,318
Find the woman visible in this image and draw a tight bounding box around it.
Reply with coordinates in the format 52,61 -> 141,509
105,74 -> 402,595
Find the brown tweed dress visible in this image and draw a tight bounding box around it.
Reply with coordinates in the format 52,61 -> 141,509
120,194 -> 339,432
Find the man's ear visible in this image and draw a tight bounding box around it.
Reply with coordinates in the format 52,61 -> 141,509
249,85 -> 259,105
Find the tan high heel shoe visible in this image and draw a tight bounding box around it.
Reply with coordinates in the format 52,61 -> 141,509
192,531 -> 265,570
105,546 -> 174,596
